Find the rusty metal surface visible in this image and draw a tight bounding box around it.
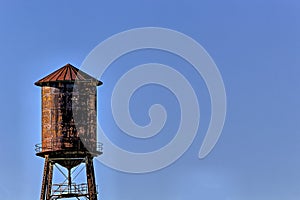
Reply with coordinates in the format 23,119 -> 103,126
39,82 -> 98,156
35,64 -> 102,86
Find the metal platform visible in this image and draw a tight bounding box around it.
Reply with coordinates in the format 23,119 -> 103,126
35,138 -> 103,158
50,183 -> 98,200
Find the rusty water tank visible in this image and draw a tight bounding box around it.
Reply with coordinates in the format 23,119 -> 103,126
35,64 -> 102,167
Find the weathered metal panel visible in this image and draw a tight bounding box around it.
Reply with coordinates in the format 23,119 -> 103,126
41,82 -> 98,154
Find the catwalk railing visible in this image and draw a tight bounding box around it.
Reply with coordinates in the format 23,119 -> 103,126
35,137 -> 103,154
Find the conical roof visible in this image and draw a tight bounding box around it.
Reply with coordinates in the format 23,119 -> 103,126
35,64 -> 102,86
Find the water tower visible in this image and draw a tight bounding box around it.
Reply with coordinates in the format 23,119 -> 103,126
35,64 -> 102,200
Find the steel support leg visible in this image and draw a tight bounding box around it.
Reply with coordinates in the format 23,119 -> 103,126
40,155 -> 49,200
46,161 -> 53,200
86,155 -> 97,200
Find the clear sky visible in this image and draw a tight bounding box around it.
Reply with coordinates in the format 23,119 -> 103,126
1,0 -> 300,200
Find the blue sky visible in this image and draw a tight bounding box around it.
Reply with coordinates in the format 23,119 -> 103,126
1,0 -> 300,200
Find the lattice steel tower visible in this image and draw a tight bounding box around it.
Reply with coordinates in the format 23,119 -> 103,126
35,64 -> 102,200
